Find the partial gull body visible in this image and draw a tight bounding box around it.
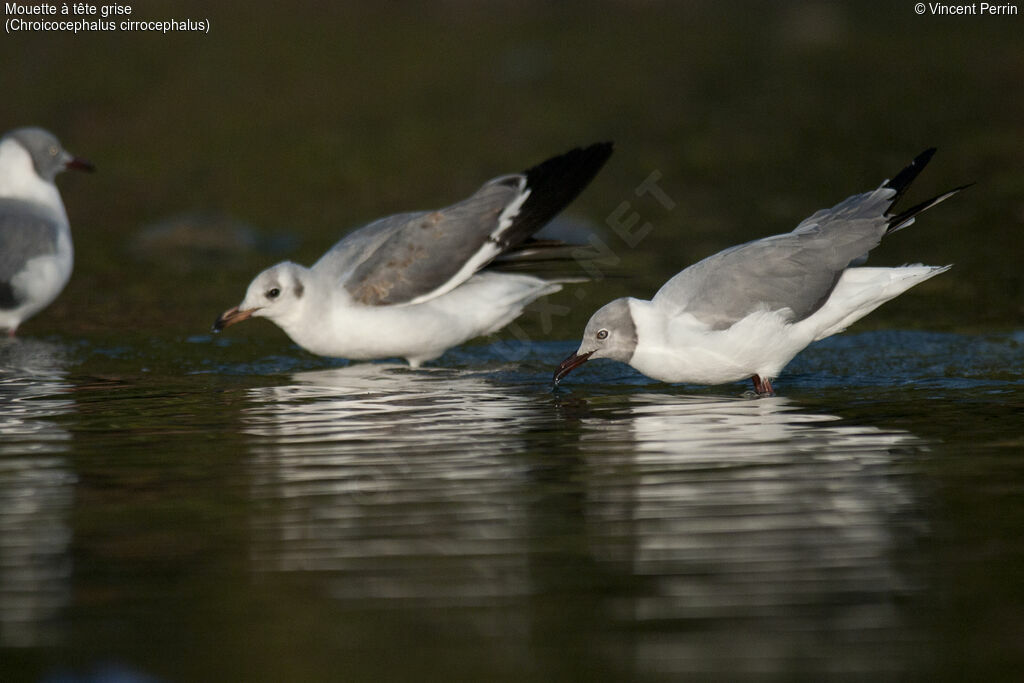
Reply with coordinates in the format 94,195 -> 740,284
0,127 -> 93,335
555,149 -> 967,394
215,143 -> 613,366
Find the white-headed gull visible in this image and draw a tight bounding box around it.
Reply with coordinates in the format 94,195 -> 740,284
555,149 -> 967,394
215,143 -> 613,365
0,127 -> 93,335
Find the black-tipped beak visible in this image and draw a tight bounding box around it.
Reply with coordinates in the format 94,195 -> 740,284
212,306 -> 254,333
553,350 -> 593,385
65,156 -> 95,173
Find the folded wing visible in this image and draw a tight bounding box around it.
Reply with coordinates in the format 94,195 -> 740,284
0,200 -> 61,309
653,149 -> 965,329
327,143 -> 612,306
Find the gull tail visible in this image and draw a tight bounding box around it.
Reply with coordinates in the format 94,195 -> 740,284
810,264 -> 952,341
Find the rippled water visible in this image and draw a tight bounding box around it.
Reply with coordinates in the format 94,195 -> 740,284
0,342 -> 75,652
2,331 -> 1023,680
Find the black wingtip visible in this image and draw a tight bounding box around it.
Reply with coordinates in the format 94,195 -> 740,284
884,147 -> 937,206
522,142 -> 614,201
501,142 -> 614,248
881,147 -> 971,233
523,142 -> 614,178
886,181 -> 973,233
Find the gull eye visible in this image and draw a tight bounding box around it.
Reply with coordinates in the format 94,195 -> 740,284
49,145 -> 59,158
266,287 -> 281,299
596,329 -> 609,340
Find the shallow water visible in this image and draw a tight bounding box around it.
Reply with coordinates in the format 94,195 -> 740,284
2,330 -> 1023,680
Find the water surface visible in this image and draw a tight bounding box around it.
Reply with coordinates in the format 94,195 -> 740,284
2,331 -> 1023,680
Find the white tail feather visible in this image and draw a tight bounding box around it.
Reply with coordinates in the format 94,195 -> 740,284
808,265 -> 951,341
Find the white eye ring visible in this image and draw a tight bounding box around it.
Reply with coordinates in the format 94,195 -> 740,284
596,329 -> 609,340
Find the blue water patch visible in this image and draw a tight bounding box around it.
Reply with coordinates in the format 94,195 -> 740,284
790,330 -> 1024,391
9,329 -> 1018,393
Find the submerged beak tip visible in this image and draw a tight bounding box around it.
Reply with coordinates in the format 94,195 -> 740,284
553,350 -> 593,385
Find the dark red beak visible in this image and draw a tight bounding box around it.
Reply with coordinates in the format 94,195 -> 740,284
553,350 -> 593,385
65,156 -> 95,173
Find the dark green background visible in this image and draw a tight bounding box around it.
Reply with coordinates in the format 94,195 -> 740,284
3,1 -> 1020,344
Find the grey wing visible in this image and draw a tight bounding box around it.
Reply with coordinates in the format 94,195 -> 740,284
654,148 -> 962,329
331,175 -> 525,306
312,209 -> 426,278
328,142 -> 613,307
654,186 -> 896,328
0,200 -> 61,309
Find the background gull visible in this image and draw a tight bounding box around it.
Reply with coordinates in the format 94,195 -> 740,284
0,127 -> 93,336
215,143 -> 613,366
555,148 -> 968,394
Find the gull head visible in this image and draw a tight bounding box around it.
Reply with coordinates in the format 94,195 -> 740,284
5,127 -> 94,181
213,261 -> 309,333
554,297 -> 638,384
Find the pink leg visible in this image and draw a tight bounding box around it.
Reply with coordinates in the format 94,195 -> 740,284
751,375 -> 774,396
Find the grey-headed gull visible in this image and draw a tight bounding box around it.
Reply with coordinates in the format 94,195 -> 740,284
214,143 -> 613,365
0,127 -> 93,335
555,148 -> 967,394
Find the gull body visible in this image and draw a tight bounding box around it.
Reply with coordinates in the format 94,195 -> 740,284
556,149 -> 966,394
216,143 -> 613,366
0,127 -> 93,335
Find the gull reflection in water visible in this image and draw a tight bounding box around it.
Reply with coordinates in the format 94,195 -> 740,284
242,364 -> 542,610
0,339 -> 75,647
242,368 -> 927,677
574,393 -> 927,676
